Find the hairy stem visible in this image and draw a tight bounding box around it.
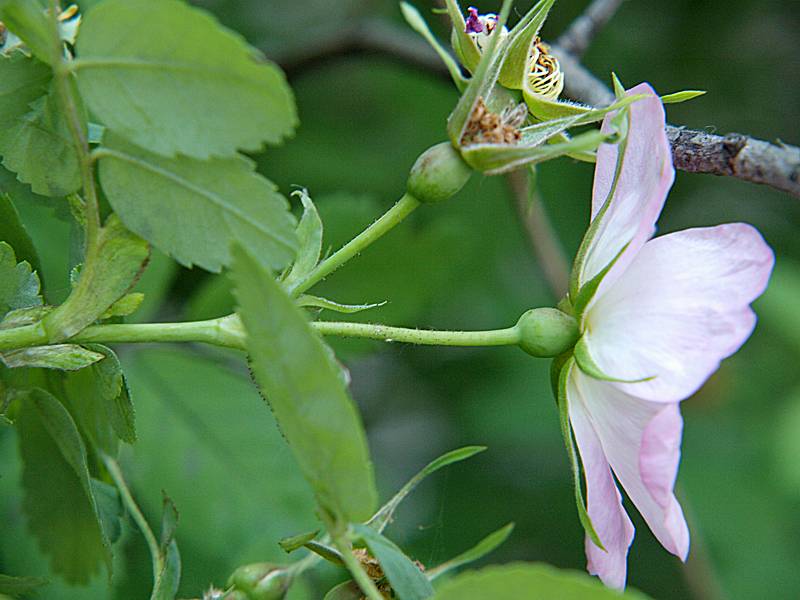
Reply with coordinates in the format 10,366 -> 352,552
102,454 -> 163,590
314,321 -> 522,347
331,534 -> 385,600
48,0 -> 102,254
290,193 -> 421,296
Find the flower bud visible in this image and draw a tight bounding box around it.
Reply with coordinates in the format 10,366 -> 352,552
406,142 -> 472,203
517,308 -> 579,358
226,563 -> 291,600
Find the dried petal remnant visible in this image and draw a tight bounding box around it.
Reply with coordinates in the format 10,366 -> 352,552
461,98 -> 524,146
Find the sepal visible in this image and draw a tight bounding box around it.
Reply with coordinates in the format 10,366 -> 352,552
497,0 -> 557,90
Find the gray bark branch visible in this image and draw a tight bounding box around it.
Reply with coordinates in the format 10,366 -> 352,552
555,0 -> 626,58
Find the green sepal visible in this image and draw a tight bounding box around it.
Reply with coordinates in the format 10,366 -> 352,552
661,89 -> 706,104
556,357 -> 604,550
100,292 -> 144,319
297,295 -> 386,315
278,530 -> 320,554
303,541 -> 345,567
443,0 -> 481,73
426,523 -> 515,580
497,0 -> 557,90
446,0 -> 514,147
571,242 -> 629,320
611,72 -> 626,100
400,2 -> 467,91
152,494 -> 181,600
282,189 -> 323,294
574,335 -> 654,384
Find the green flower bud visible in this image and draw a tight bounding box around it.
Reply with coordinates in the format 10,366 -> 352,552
227,563 -> 291,600
517,308 -> 579,358
406,142 -> 472,203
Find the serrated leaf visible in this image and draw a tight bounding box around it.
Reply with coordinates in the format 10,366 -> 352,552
231,245 -> 377,524
0,193 -> 41,276
431,563 -> 653,599
0,50 -> 51,143
95,132 -> 296,273
43,213 -> 149,341
16,388 -> 113,582
0,241 -> 42,319
0,574 -> 47,596
0,82 -> 84,197
282,189 -> 323,293
278,529 -> 319,554
557,358 -> 604,550
61,343 -> 136,451
0,1 -> 58,64
368,446 -> 486,533
427,523 -> 515,580
352,524 -> 434,600
0,343 -> 104,370
400,2 -> 467,91
297,295 -> 386,315
73,0 -> 297,159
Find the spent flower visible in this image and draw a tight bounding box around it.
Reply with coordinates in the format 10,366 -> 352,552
557,83 -> 774,588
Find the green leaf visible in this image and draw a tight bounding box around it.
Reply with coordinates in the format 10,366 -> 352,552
352,524 -> 434,600
297,295 -> 386,315
152,495 -> 181,600
16,388 -> 113,582
0,50 -> 51,144
556,358 -> 603,550
91,478 -> 123,546
231,245 -> 377,524
0,81 -> 84,197
0,574 -> 47,597
431,563 -> 653,599
399,2 -> 467,91
74,0 -> 297,159
0,241 -> 42,319
0,193 -> 41,275
61,344 -> 136,452
101,291 -> 144,319
282,189 -> 323,294
368,446 -> 486,533
43,213 -> 149,341
96,133 -> 297,273
278,530 -> 320,554
497,0 -> 556,89
426,523 -> 515,580
661,89 -> 706,104
0,343 -> 104,370
0,0 -> 58,64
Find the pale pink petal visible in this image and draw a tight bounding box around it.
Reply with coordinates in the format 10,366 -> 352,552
568,368 -> 634,589
583,223 -> 774,402
571,369 -> 690,560
577,83 -> 674,295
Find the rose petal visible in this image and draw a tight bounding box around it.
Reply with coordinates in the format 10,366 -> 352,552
584,223 -> 774,402
577,83 -> 674,295
571,369 -> 690,559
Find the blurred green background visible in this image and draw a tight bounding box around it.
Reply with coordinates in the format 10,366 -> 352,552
1,1 -> 799,598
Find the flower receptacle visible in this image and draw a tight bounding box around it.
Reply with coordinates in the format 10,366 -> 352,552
227,563 -> 291,600
406,141 -> 473,203
517,308 -> 579,358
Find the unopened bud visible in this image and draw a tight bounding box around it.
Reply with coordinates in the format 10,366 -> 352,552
227,563 -> 291,600
517,308 -> 578,358
407,142 -> 472,203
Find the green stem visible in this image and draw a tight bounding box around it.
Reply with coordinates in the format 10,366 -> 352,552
102,454 -> 163,589
314,321 -> 522,347
290,193 -> 421,296
331,534 -> 385,600
48,1 -> 102,258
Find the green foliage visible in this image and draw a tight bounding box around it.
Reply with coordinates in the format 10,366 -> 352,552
96,133 -> 297,272
74,0 -> 297,159
0,573 -> 47,597
0,242 -> 41,318
426,523 -> 515,580
282,190 -> 323,294
352,524 -> 434,599
0,83 -> 84,197
15,388 -> 117,583
232,245 -> 377,524
0,0 -> 58,64
431,563 -> 652,599
0,343 -> 104,370
151,495 -> 181,600
0,193 -> 41,276
43,214 -> 149,340
0,50 -> 51,144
